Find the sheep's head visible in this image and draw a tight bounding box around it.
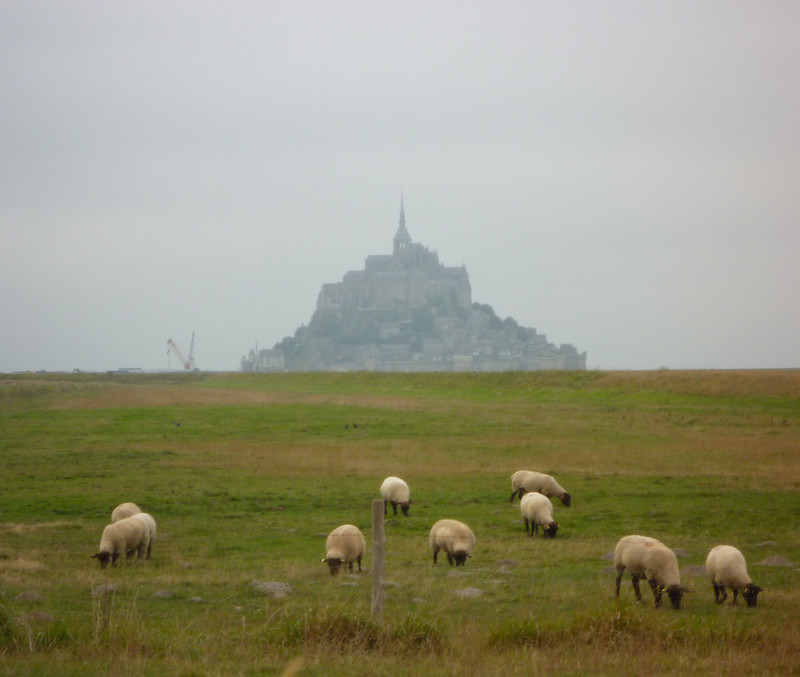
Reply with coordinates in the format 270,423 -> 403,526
452,551 -> 470,566
662,584 -> 685,610
543,521 -> 559,539
560,492 -> 572,507
92,551 -> 112,569
400,502 -> 410,517
743,584 -> 762,607
322,557 -> 342,576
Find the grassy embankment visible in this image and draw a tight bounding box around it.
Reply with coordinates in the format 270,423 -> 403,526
1,370 -> 799,675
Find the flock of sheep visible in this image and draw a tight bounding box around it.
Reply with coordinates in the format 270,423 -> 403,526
94,472 -> 763,610
511,470 -> 762,610
91,502 -> 156,568
319,477 -> 477,573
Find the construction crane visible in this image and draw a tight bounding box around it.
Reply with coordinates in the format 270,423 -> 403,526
167,333 -> 197,371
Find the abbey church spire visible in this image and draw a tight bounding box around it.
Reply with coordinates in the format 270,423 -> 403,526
393,190 -> 412,253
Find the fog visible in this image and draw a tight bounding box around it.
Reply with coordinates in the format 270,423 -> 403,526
2,1 -> 798,372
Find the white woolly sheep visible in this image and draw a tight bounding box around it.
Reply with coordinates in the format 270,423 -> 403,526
509,470 -> 572,507
613,534 -> 688,609
92,516 -> 148,568
706,545 -> 762,607
429,519 -> 476,566
322,524 -> 366,576
519,492 -> 559,538
129,512 -> 157,559
111,502 -> 141,522
380,476 -> 411,516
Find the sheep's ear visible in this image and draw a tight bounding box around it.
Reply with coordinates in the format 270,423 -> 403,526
321,558 -> 328,564
91,553 -> 99,559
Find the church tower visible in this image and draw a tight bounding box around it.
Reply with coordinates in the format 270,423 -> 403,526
393,192 -> 412,254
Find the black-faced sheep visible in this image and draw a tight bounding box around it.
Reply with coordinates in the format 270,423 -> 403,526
429,519 -> 476,566
92,516 -> 148,568
519,492 -> 559,538
380,476 -> 411,516
111,502 -> 141,522
613,535 -> 687,609
322,524 -> 366,576
706,545 -> 762,607
129,512 -> 157,559
509,470 -> 571,507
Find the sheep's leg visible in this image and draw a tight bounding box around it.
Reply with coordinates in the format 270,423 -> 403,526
648,579 -> 662,607
432,547 -> 439,565
447,552 -> 455,565
510,489 -> 518,503
384,501 -> 388,515
631,574 -> 644,602
524,518 -> 531,536
731,589 -> 739,606
712,583 -> 727,604
348,560 -> 354,573
391,502 -> 398,516
615,570 -> 624,598
356,555 -> 362,573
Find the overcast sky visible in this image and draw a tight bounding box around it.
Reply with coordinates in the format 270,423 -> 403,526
2,1 -> 798,372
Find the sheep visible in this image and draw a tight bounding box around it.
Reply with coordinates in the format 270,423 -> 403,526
380,476 -> 411,516
613,535 -> 687,609
91,516 -> 148,568
519,492 -> 559,538
509,470 -> 571,507
429,519 -> 476,566
111,502 -> 141,522
322,524 -> 366,576
706,545 -> 762,607
129,512 -> 157,559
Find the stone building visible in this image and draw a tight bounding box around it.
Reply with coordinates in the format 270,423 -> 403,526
241,199 -> 586,372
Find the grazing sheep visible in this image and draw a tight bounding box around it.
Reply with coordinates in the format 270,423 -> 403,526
322,524 -> 366,576
380,476 -> 411,516
429,519 -> 476,566
509,470 -> 571,507
92,516 -> 148,569
129,512 -> 157,559
706,545 -> 762,607
111,502 -> 141,522
613,535 -> 687,609
519,492 -> 559,538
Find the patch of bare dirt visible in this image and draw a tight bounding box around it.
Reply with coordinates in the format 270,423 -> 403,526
758,556 -> 795,567
0,521 -> 79,535
0,558 -> 45,572
49,385 -> 423,411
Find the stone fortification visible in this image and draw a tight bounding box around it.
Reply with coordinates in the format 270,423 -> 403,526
241,201 -> 586,372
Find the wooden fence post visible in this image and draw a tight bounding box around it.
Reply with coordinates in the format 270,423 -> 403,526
371,498 -> 385,619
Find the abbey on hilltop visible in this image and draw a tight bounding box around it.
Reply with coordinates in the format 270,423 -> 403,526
241,199 -> 586,372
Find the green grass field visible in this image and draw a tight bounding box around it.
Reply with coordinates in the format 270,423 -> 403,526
1,370 -> 799,675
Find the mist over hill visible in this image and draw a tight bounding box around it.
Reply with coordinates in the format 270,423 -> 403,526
242,201 -> 585,372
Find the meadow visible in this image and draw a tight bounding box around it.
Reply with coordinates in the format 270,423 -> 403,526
1,369 -> 799,676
